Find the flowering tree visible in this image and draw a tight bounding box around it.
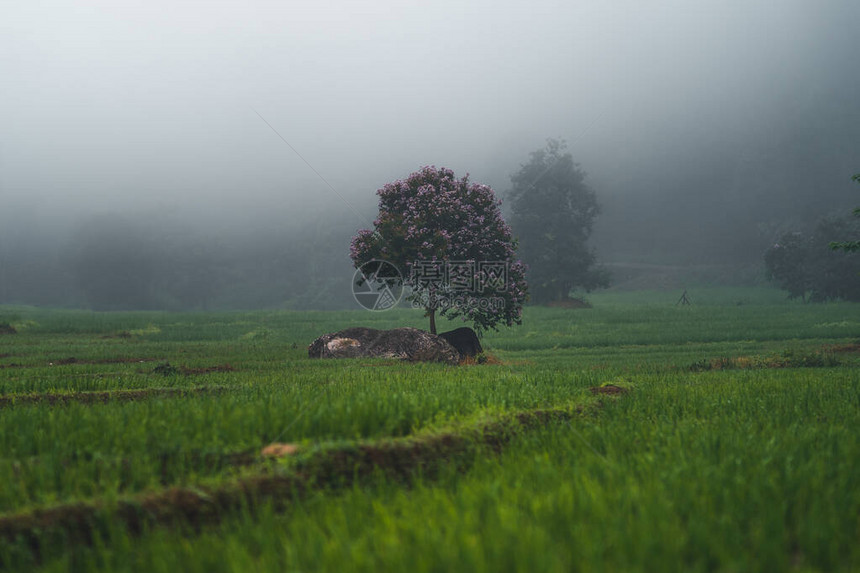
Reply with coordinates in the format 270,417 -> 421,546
350,166 -> 528,334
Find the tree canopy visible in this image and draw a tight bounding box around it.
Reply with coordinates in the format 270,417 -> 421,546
829,174 -> 860,253
350,166 -> 528,334
766,214 -> 860,302
508,139 -> 609,303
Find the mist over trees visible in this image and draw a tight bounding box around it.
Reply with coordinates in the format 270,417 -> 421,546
0,209 -> 357,311
592,94 -> 860,269
2,2 -> 859,311
1,148 -> 859,311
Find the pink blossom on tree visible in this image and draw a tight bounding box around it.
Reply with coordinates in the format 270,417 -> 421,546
350,166 -> 528,334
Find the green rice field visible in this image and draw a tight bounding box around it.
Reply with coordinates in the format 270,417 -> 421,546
0,287 -> 858,572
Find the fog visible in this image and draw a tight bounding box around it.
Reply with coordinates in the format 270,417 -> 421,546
2,0 -> 859,308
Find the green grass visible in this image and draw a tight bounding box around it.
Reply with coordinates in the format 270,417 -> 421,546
0,287 -> 858,571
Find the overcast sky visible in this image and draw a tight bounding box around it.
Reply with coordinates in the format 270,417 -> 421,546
2,0 -> 859,232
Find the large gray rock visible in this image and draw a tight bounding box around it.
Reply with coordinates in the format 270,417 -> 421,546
308,327 -> 459,365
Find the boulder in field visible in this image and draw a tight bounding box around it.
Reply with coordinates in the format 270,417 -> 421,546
438,327 -> 483,359
308,327 -> 459,365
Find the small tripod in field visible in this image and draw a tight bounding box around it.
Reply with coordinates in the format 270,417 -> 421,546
676,289 -> 692,306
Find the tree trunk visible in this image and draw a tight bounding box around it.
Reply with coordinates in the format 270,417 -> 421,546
428,307 -> 437,335
556,282 -> 567,303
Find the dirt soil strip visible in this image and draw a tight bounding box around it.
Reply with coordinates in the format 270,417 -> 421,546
52,357 -> 163,365
0,401 -> 618,558
0,386 -> 229,408
0,358 -> 164,370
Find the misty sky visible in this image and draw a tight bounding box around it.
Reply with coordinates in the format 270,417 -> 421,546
2,0 -> 859,235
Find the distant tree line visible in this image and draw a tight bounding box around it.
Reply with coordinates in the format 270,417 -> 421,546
2,136 -> 857,311
0,212 -> 358,311
765,213 -> 860,302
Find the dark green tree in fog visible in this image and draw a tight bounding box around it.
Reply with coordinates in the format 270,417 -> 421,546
829,174 -> 860,253
508,139 -> 609,303
766,214 -> 860,302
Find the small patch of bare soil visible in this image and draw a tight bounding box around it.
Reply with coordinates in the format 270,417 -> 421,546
589,384 -> 628,395
689,349 -> 840,371
825,342 -> 860,353
89,357 -> 158,365
100,331 -> 133,339
148,363 -> 236,376
180,364 -> 235,375
48,357 -> 162,367
0,324 -> 17,335
1,357 -> 161,369
0,386 -> 226,409
546,298 -> 592,309
261,443 -> 301,458
459,353 -> 503,366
